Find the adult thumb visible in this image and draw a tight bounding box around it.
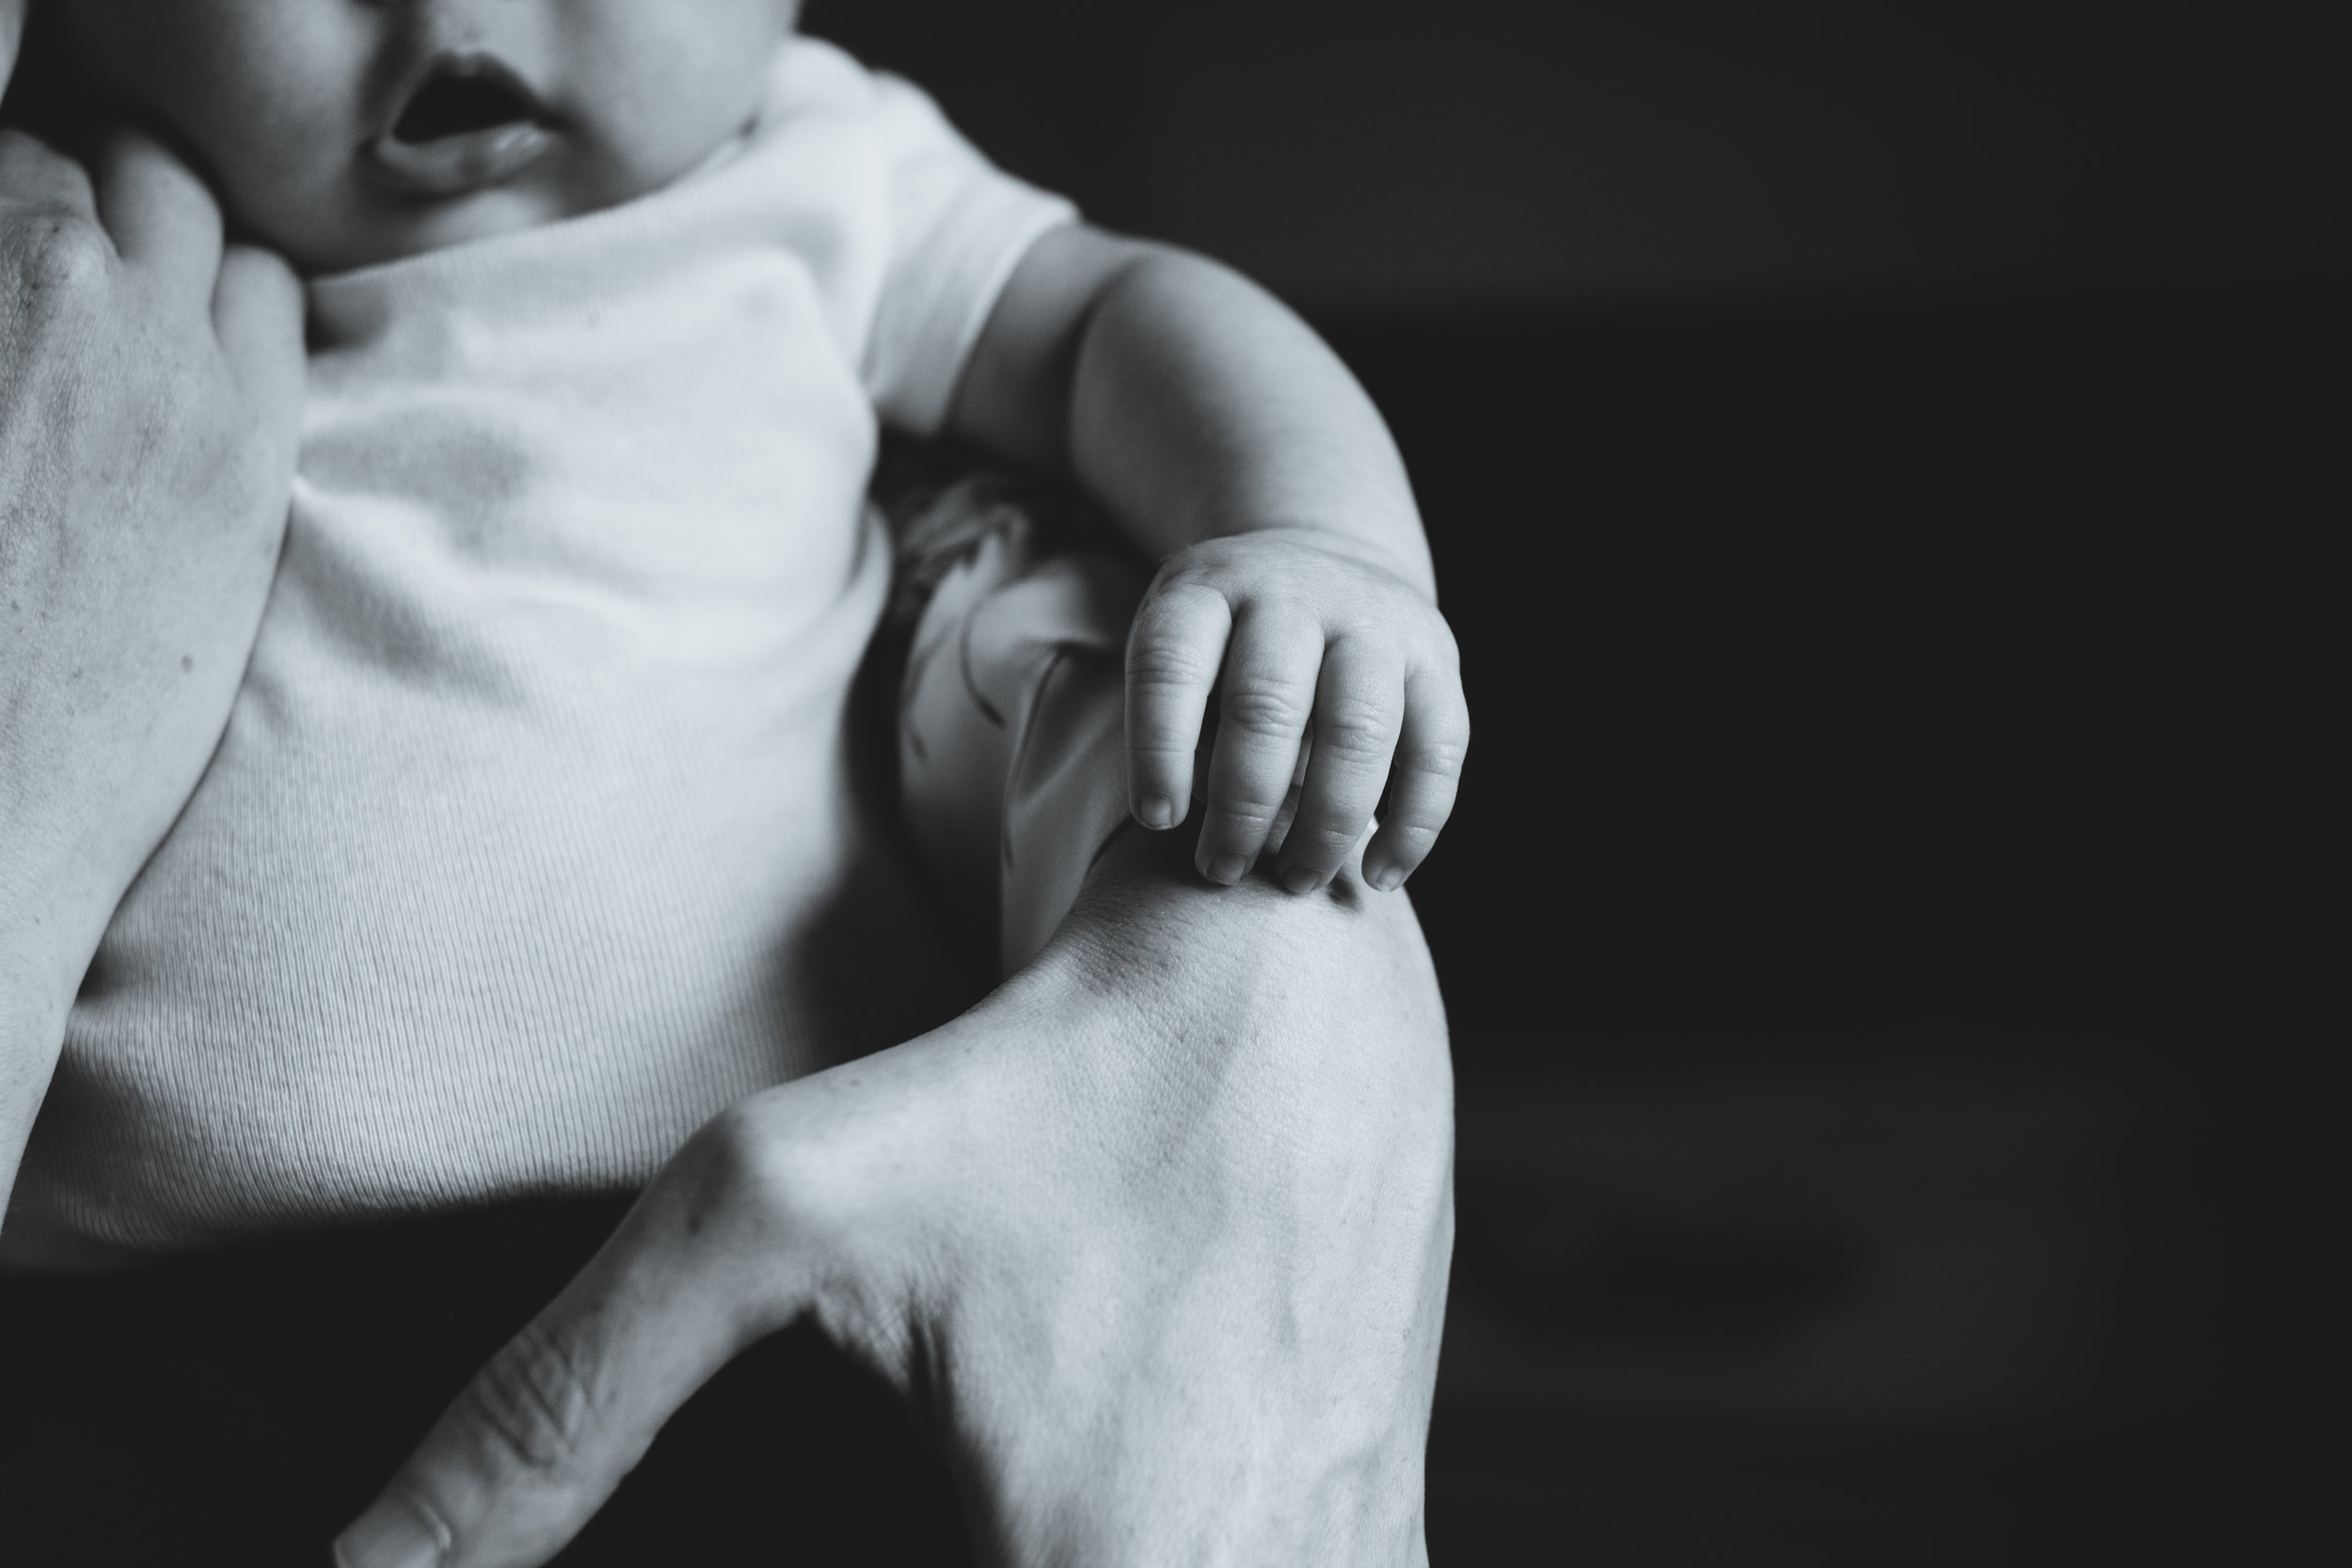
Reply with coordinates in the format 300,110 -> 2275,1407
332,1129 -> 815,1568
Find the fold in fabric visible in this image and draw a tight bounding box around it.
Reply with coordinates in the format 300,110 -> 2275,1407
893,480 -> 1147,973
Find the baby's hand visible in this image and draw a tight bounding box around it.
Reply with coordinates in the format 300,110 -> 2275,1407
1125,531 -> 1469,894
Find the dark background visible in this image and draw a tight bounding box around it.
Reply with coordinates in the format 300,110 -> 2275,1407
810,1 -> 2335,1560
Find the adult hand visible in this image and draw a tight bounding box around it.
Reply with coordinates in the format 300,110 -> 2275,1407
1,9 -> 305,1198
335,827 -> 1454,1568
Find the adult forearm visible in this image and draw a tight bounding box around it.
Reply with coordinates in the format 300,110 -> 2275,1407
1065,251 -> 1436,596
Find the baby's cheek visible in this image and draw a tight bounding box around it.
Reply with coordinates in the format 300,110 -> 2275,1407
558,0 -> 792,198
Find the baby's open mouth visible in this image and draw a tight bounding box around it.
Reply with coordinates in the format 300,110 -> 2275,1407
364,55 -> 559,198
392,61 -> 543,144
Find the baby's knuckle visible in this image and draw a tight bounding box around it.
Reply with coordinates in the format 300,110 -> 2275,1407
1312,701 -> 1394,760
465,1321 -> 599,1481
1218,676 -> 1309,737
1145,561 -> 1231,605
1409,736 -> 1470,778
1124,645 -> 1215,695
1421,615 -> 1463,665
1289,818 -> 1363,859
1387,822 -> 1444,858
1131,749 -> 1199,785
1209,800 -> 1281,835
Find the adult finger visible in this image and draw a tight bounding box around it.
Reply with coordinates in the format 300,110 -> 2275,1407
333,1119 -> 812,1568
1273,634 -> 1404,894
213,244 -> 305,434
0,127 -> 100,219
1360,661 -> 1470,893
1125,578 -> 1231,832
1197,608 -> 1321,884
91,130 -> 223,313
0,0 -> 24,93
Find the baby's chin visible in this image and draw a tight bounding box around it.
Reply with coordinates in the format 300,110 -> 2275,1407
248,158 -> 686,277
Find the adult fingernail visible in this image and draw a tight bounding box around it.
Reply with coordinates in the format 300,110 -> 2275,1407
1136,796 -> 1176,830
1280,864 -> 1320,895
335,1497 -> 449,1568
1207,853 -> 1249,884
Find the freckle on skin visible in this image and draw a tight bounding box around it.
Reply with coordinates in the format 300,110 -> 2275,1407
181,655 -> 194,673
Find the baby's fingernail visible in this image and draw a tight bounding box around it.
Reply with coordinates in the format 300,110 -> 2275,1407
1280,865 -> 1320,895
1206,853 -> 1250,885
1371,866 -> 1407,892
1136,796 -> 1176,830
335,1497 -> 449,1568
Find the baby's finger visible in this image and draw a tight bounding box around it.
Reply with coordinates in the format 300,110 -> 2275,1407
213,244 -> 305,440
1125,580 -> 1232,831
1361,661 -> 1470,893
1198,610 -> 1322,884
92,130 -> 223,316
1274,636 -> 1404,894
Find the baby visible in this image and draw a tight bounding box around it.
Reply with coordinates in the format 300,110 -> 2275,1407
3,0 -> 1466,1267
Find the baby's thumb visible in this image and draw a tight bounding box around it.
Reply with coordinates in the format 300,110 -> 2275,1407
333,1167 -> 796,1568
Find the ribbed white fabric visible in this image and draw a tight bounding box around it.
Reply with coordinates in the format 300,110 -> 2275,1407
3,39 -> 1073,1268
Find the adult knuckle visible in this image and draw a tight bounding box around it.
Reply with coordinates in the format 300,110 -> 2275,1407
4,214 -> 113,321
465,1321 -> 598,1481
684,1103 -> 805,1231
18,216 -> 112,295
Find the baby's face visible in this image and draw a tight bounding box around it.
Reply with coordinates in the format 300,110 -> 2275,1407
62,0 -> 801,274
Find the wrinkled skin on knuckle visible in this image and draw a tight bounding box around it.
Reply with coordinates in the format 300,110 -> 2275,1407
1217,673 -> 1311,741
1124,639 -> 1216,700
462,1319 -> 603,1486
1309,693 -> 1394,767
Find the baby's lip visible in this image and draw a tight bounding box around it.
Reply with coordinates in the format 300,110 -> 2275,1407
361,52 -> 560,198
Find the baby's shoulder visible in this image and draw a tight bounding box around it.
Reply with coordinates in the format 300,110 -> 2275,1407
756,34 -> 919,135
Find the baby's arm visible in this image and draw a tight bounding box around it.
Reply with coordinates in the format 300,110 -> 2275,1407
947,227 -> 1467,894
